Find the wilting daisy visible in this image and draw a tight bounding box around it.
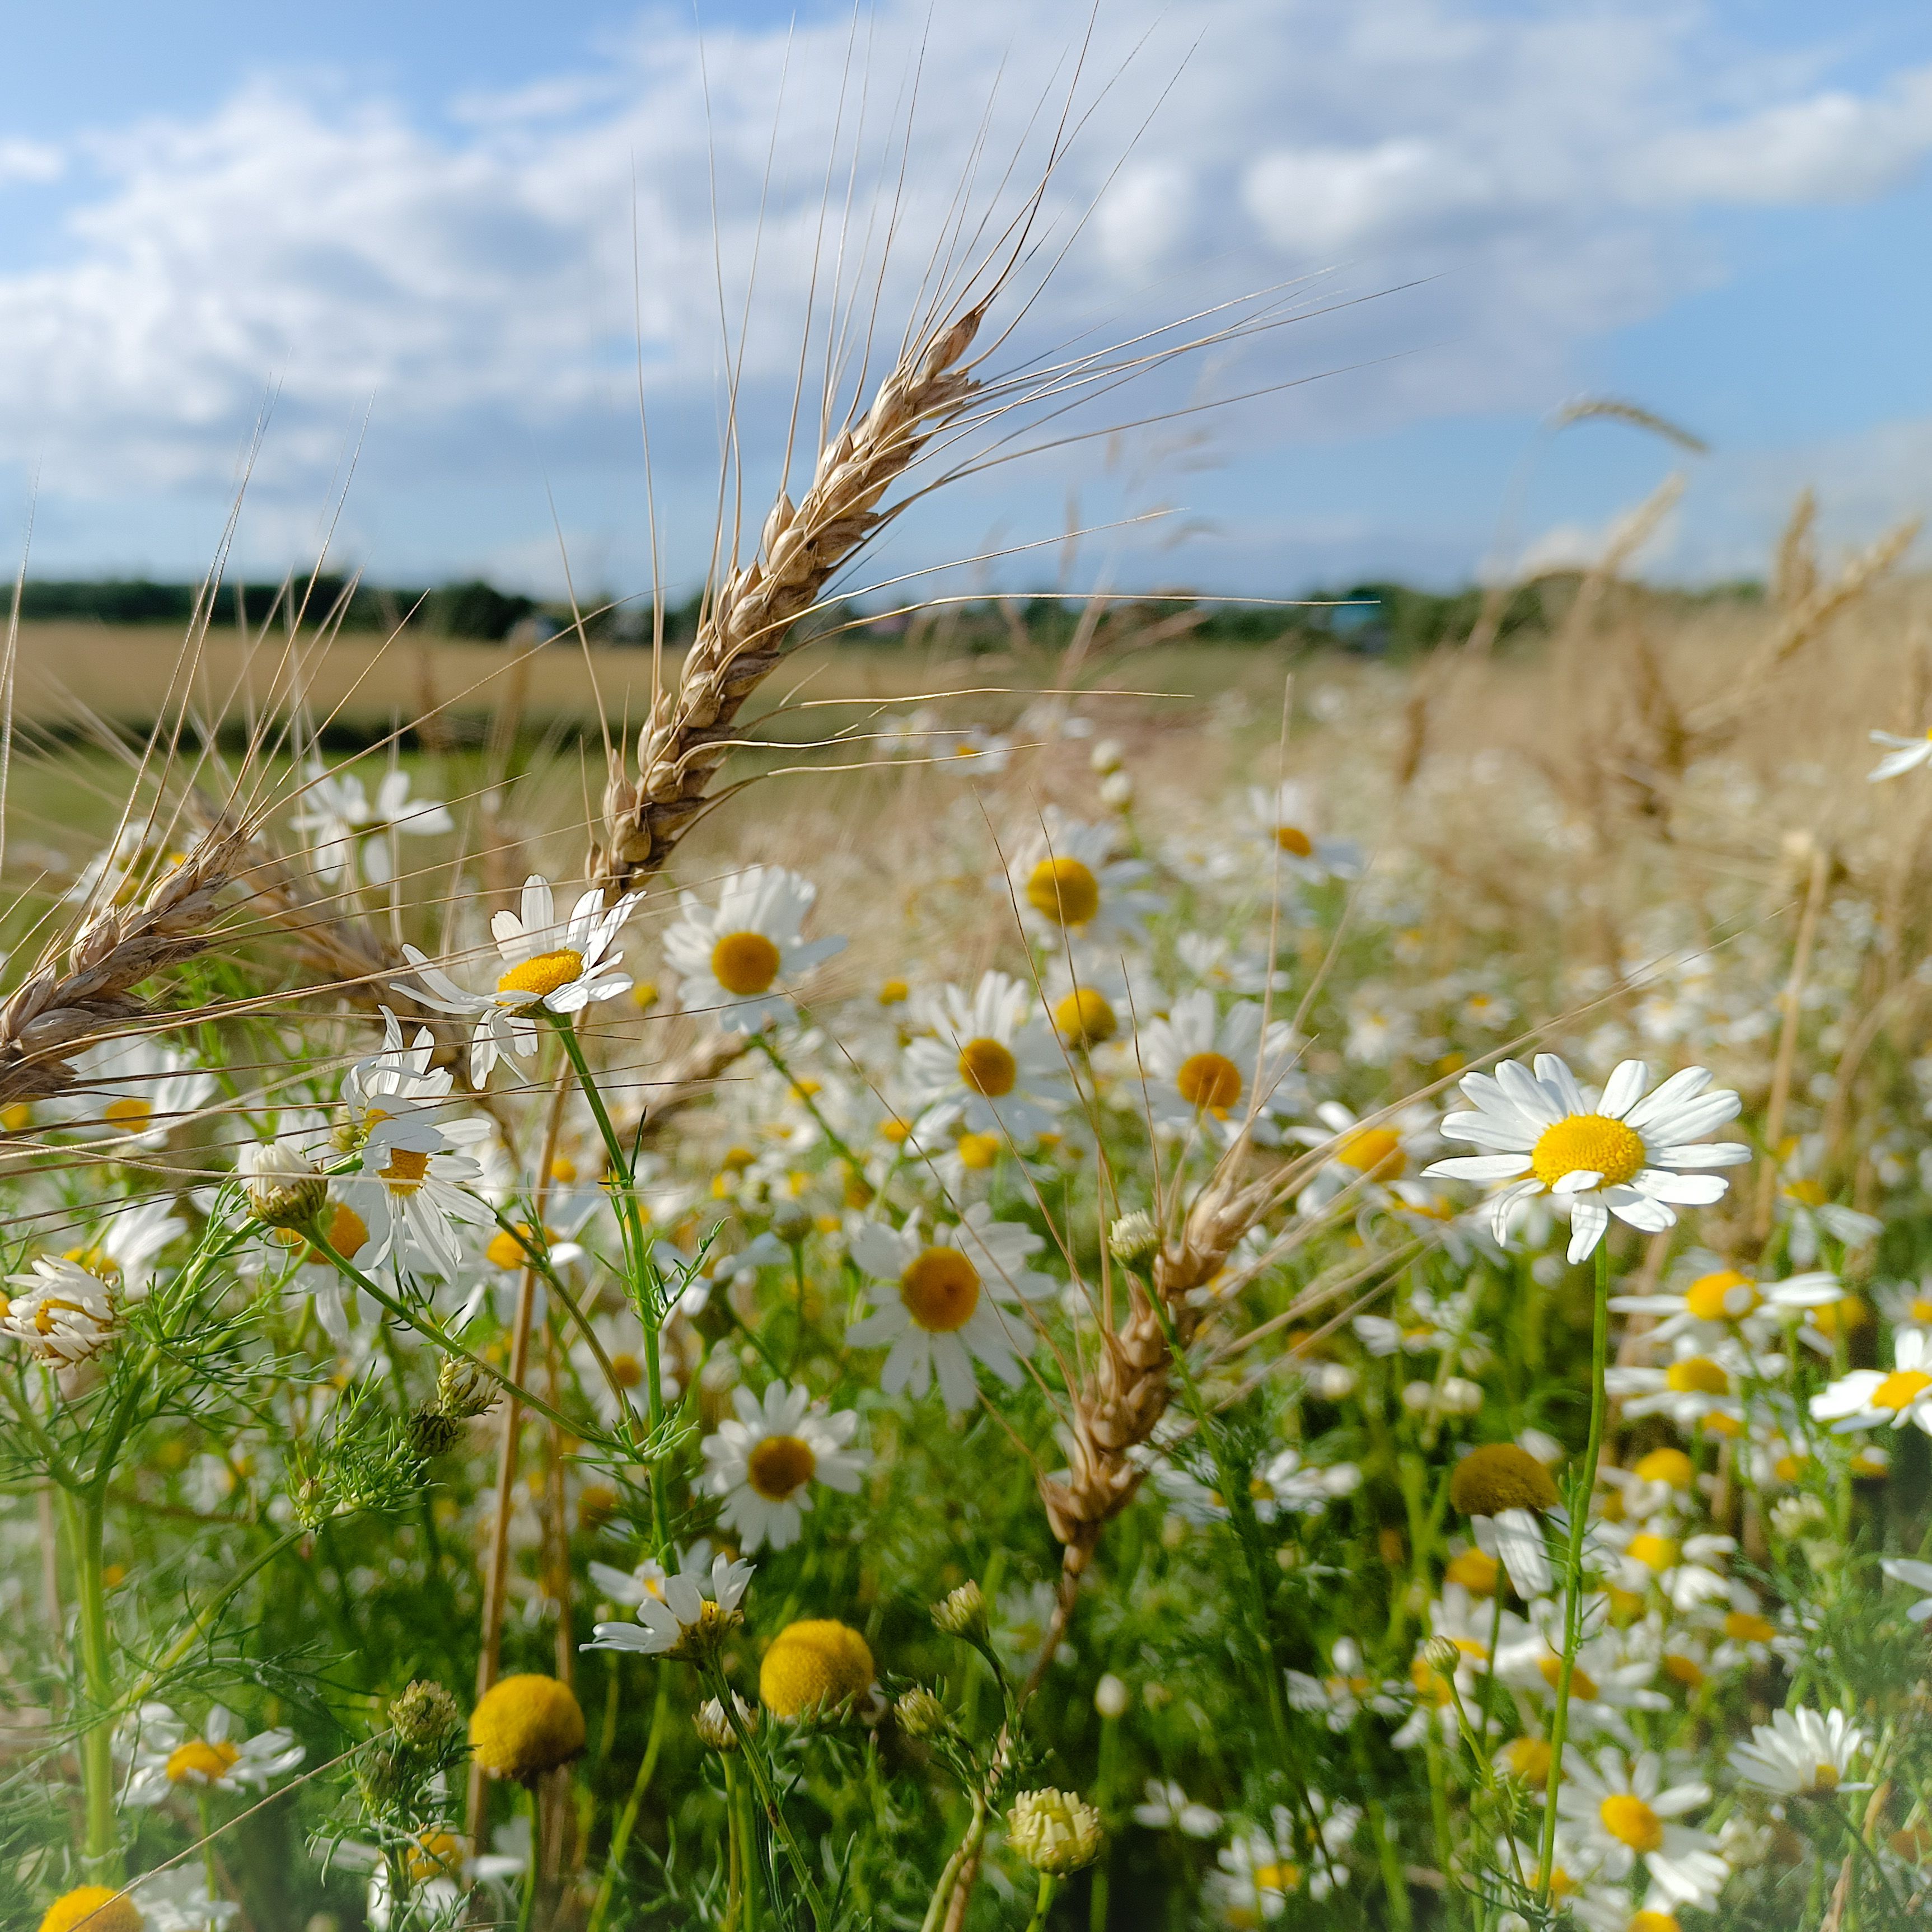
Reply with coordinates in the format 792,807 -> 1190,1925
700,1380 -> 867,1551
1729,1706 -> 1867,1795
1556,1749 -> 1727,1908
401,876 -> 638,1084
120,1701 -> 305,1805
583,1546 -> 754,1658
60,1033 -> 215,1147
1,1259 -> 121,1367
336,1116 -> 493,1278
1007,810 -> 1162,951
1867,726 -> 1932,782
902,971 -> 1070,1149
663,865 -> 846,1032
846,1205 -> 1054,1410
1811,1327 -> 1932,1434
1132,990 -> 1299,1144
1425,1057 -> 1748,1263
291,760 -> 452,887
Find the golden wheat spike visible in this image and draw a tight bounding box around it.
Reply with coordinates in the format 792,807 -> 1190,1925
1549,394 -> 1710,455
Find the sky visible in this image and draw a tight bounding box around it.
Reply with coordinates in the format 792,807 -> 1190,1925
0,1 -> 1928,600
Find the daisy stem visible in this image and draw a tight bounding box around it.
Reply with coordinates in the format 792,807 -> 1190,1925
586,1671 -> 671,1932
751,1031 -> 863,1172
1537,1238 -> 1611,1906
550,1017 -> 676,1556
1021,1870 -> 1060,1932
722,1751 -> 745,1932
57,1484 -> 120,1878
709,1662 -> 831,1928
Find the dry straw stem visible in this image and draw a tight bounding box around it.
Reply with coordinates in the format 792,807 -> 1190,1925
592,301 -> 988,898
0,821 -> 248,1108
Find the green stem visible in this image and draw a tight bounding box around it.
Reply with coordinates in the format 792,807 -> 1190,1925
1022,1870 -> 1061,1932
1537,1239 -> 1611,1906
586,1672 -> 672,1932
751,1032 -> 863,1172
710,1664 -> 831,1929
920,1793 -> 987,1932
59,1486 -> 120,1877
518,1781 -> 542,1932
723,1753 -> 745,1932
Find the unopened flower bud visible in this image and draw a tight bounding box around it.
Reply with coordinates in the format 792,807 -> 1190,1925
770,1199 -> 815,1246
894,1687 -> 947,1738
240,1141 -> 328,1230
436,1356 -> 499,1423
1093,1673 -> 1130,1720
1107,1211 -> 1159,1269
1099,771 -> 1134,811
1089,739 -> 1124,775
1007,1788 -> 1103,1874
390,1680 -> 462,1752
932,1580 -> 988,1639
1421,1636 -> 1462,1679
694,1694 -> 757,1751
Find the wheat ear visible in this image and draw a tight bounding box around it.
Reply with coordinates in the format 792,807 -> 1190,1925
592,302 -> 987,896
0,825 -> 249,1107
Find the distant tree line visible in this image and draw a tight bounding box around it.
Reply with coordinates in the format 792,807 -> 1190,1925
11,573 -> 1765,652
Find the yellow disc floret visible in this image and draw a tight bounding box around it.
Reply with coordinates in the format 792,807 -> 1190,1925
102,1097 -> 153,1130
712,932 -> 782,997
955,1132 -> 1001,1171
900,1248 -> 981,1332
957,1037 -> 1017,1098
1025,857 -> 1101,928
379,1147 -> 431,1196
496,948 -> 586,1000
1448,1443 -> 1559,1517
1873,1369 -> 1932,1414
1336,1127 -> 1405,1178
1052,988 -> 1117,1049
39,1888 -> 143,1932
1175,1052 -> 1242,1114
165,1738 -> 241,1784
1632,1447 -> 1695,1488
746,1434 -> 817,1501
759,1618 -> 874,1718
1529,1114 -> 1646,1190
469,1674 -> 586,1783
1666,1357 -> 1729,1396
1444,1548 -> 1499,1595
1684,1269 -> 1757,1321
1598,1793 -> 1664,1854
1275,825 -> 1313,857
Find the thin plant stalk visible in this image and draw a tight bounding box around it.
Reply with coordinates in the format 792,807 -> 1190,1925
58,1485 -> 120,1877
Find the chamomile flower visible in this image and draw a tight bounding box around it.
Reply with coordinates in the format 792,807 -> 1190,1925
846,1204 -> 1054,1410
1811,1327 -> 1932,1434
1729,1706 -> 1868,1795
1295,1100 -> 1440,1214
291,761 -> 452,886
1880,1555 -> 1932,1621
1556,1750 -> 1726,1908
342,1008 -> 486,1146
337,1116 -> 493,1279
1866,726 -> 1932,781
1610,1259 -> 1842,1351
1133,1779 -> 1222,1839
120,1702 -> 304,1805
663,865 -> 846,1032
400,876 -> 638,1084
699,1379 -> 867,1552
1132,990 -> 1299,1145
582,1546 -> 755,1659
902,971 -> 1070,1148
1425,1056 -> 1748,1263
1008,810 -> 1162,951
0,1259 -> 120,1367
60,1033 -> 214,1147
569,1311 -> 662,1426
1245,780 -> 1359,881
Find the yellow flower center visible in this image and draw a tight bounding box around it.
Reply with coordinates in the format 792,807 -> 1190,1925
102,1096 -> 153,1130
1723,1610 -> 1776,1644
956,1132 -> 1002,1171
1812,1294 -> 1872,1339
1053,987 -> 1117,1048
1251,1861 -> 1301,1894
709,929 -> 782,997
609,1352 -> 643,1389
1599,1793 -> 1664,1853
1874,1369 -> 1932,1414
899,1246 -> 981,1332
36,1295 -> 96,1336
1537,1655 -> 1598,1700
1627,1533 -> 1678,1572
759,1618 -> 874,1718
1786,1177 -> 1827,1206
1337,1126 -> 1405,1178
1684,1269 -> 1757,1321
1630,1915 -> 1681,1932
496,948 -> 586,999
1504,1738 -> 1552,1784
470,1673 -> 587,1783
407,1829 -> 465,1883
319,1201 -> 369,1262
1632,1447 -> 1695,1487
1812,1763 -> 1840,1791
1275,825 -> 1313,858
1666,1356 -> 1728,1395
878,977 -> 909,1006
0,1101 -> 30,1132
38,1887 -> 144,1932
380,1147 -> 432,1196
1025,856 -> 1101,927
1663,1653 -> 1705,1687
1444,1548 -> 1499,1595
746,1433 -> 818,1500
1176,1051 -> 1242,1114
486,1226 -> 531,1268
166,1738 -> 241,1784
957,1037 -> 1017,1098
1529,1114 -> 1646,1189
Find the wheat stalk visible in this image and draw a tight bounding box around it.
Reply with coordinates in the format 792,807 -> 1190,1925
592,301 -> 988,897
0,825 -> 248,1107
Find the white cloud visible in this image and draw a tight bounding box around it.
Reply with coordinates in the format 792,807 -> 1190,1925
0,0 -> 1920,585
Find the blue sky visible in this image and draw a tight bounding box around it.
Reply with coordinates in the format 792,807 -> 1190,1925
0,1 -> 1930,598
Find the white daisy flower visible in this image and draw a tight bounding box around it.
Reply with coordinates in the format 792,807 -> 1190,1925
343,1008 -> 488,1148
135,1866 -> 242,1932
400,875 -> 638,1084
583,1546 -> 755,1657
1132,989 -> 1299,1145
1867,726 -> 1932,782
1729,1705 -> 1868,1795
1132,1779 -> 1222,1839
1,1259 -> 121,1367
1295,1100 -> 1441,1214
1811,1328 -> 1932,1435
291,761 -> 452,887
59,1033 -> 215,1147
1880,1555 -> 1932,1621
120,1701 -> 305,1806
60,1195 -> 186,1301
846,1204 -> 1054,1411
1610,1259 -> 1842,1352
1008,810 -> 1163,951
567,1309 -> 667,1426
1424,1056 -> 1749,1264
336,1825 -> 525,1930
1555,1748 -> 1727,1909
901,971 -> 1070,1149
337,1116 -> 494,1279
662,865 -> 845,1033
699,1380 -> 867,1552
1245,780 -> 1359,881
